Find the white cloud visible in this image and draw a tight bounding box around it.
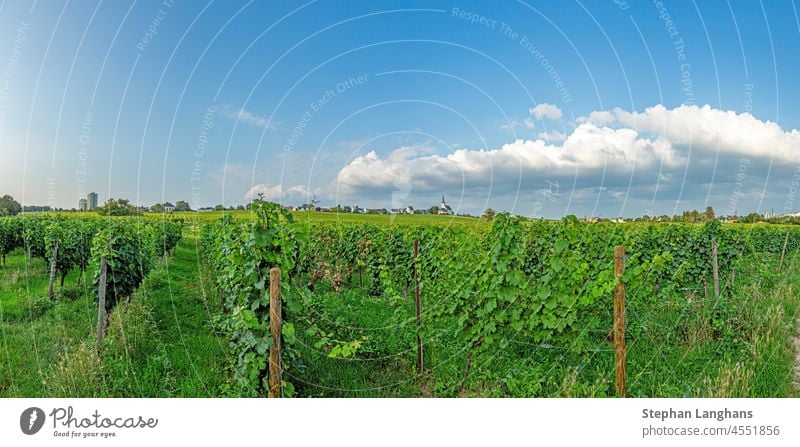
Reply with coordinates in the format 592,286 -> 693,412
337,122 -> 674,196
334,104 -> 800,201
245,184 -> 310,201
224,107 -> 280,130
537,130 -> 567,141
580,110 -> 615,125
500,103 -> 562,131
529,103 -> 563,120
611,104 -> 799,162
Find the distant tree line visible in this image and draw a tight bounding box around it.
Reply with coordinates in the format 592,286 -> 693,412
630,207 -> 717,223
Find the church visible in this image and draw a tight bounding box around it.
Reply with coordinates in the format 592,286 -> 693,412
438,195 -> 453,215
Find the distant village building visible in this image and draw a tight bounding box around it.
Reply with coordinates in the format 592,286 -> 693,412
723,215 -> 738,223
437,195 -> 453,215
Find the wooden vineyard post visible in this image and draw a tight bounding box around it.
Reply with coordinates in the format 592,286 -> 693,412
779,231 -> 790,271
268,268 -> 282,398
414,240 -> 423,374
48,241 -> 58,300
96,257 -> 107,354
711,237 -> 719,298
613,246 -> 626,397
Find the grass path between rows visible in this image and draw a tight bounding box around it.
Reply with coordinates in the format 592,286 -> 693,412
132,233 -> 229,396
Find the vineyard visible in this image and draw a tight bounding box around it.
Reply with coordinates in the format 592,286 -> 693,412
1,208 -> 800,397
199,202 -> 800,397
0,215 -> 181,302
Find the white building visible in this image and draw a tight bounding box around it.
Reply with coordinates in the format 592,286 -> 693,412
437,195 -> 453,215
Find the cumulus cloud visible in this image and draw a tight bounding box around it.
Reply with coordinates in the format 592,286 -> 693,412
334,104 -> 800,203
337,123 -> 674,196
530,103 -> 563,120
245,183 -> 310,201
612,104 -> 799,162
500,103 -> 563,131
224,107 -> 280,130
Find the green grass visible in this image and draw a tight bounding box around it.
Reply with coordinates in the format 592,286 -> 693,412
93,234 -> 228,397
0,235 -> 228,397
0,252 -> 96,396
290,288 -> 422,397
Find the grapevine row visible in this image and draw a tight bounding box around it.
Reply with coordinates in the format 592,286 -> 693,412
0,215 -> 182,313
199,213 -> 800,395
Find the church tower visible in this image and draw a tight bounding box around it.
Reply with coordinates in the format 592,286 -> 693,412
438,194 -> 453,215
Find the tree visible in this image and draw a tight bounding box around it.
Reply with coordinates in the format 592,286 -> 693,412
482,208 -> 496,221
175,200 -> 191,212
214,204 -> 225,211
0,195 -> 22,216
150,203 -> 165,213
705,206 -> 715,220
96,198 -> 141,216
739,212 -> 761,223
23,205 -> 51,212
428,206 -> 439,215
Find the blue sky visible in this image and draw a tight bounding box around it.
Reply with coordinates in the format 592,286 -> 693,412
0,0 -> 799,218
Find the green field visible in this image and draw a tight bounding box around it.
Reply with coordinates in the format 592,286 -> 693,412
148,209 -> 485,226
